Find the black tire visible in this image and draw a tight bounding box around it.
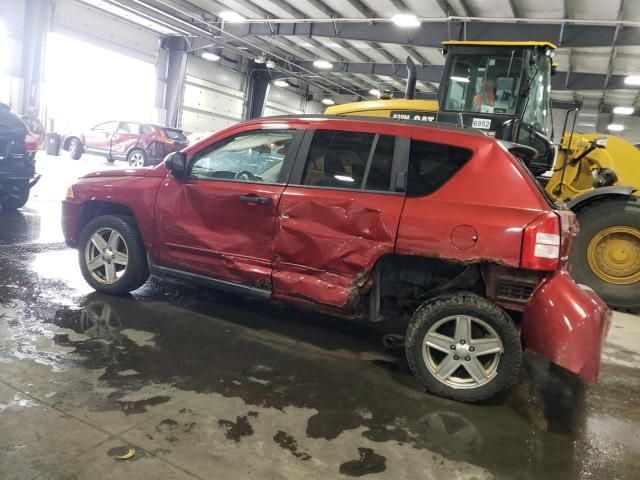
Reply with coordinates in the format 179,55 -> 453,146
127,149 -> 147,167
570,197 -> 640,313
78,214 -> 149,295
69,138 -> 83,160
1,186 -> 29,210
405,291 -> 522,403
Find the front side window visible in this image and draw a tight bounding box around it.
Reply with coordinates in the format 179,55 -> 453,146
443,52 -> 523,115
300,130 -> 395,191
93,121 -> 118,132
521,53 -> 552,136
190,129 -> 294,184
116,122 -> 140,134
407,140 -> 472,196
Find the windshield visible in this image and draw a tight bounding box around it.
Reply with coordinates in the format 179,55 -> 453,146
443,52 -> 524,115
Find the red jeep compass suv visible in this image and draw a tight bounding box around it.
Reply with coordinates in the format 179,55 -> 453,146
62,116 -> 611,402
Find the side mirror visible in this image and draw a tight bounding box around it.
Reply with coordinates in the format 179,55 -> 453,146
165,151 -> 188,178
594,137 -> 608,149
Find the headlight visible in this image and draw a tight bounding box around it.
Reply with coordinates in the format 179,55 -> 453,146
65,185 -> 74,199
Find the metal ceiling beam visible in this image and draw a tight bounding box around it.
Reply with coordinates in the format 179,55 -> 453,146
294,60 -> 632,91
507,0 -> 520,18
222,20 -> 640,48
601,0 -> 627,103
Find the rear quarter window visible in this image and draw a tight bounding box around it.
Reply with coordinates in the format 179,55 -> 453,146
407,140 -> 472,196
163,128 -> 187,142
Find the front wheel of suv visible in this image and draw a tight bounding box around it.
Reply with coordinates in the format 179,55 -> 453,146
69,138 -> 83,160
78,215 -> 149,295
405,292 -> 522,402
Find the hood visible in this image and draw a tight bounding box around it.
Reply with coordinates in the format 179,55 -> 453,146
82,167 -> 151,179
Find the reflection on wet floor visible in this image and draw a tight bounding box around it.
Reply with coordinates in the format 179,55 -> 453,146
0,155 -> 639,480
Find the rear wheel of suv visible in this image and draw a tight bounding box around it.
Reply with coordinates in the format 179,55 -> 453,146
69,138 -> 83,160
78,215 -> 149,295
127,149 -> 147,167
405,292 -> 521,402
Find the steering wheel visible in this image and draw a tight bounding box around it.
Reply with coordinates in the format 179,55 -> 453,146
234,170 -> 261,181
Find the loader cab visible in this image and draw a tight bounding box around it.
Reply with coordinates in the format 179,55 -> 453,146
438,41 -> 556,175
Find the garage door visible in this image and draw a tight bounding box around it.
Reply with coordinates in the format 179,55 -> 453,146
264,87 -> 323,117
180,56 -> 245,134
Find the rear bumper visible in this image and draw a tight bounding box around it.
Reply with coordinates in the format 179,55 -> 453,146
521,271 -> 611,382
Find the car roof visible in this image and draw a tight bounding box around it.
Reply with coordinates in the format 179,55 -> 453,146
250,114 -> 488,137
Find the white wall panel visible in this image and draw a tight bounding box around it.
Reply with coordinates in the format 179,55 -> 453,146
53,0 -> 159,63
264,86 -> 323,116
180,55 -> 246,133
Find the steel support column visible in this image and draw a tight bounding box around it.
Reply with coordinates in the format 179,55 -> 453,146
246,66 -> 270,120
157,35 -> 187,128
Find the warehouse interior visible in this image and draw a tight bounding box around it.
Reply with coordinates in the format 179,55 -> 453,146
1,1 -> 640,479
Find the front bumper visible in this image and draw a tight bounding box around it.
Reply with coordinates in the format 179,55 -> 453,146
61,199 -> 82,248
521,271 -> 611,382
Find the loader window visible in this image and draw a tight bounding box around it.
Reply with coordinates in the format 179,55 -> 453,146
443,53 -> 523,115
407,140 -> 472,196
522,53 -> 552,137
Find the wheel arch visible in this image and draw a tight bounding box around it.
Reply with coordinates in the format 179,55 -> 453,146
63,136 -> 82,150
566,186 -> 637,212
76,201 -> 138,240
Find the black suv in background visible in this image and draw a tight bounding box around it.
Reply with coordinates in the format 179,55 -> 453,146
0,103 -> 40,210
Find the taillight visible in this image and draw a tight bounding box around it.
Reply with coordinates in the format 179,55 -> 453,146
521,212 -> 561,271
25,132 -> 39,151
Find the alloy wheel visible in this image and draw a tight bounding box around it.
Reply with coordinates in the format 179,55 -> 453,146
84,227 -> 129,285
129,152 -> 145,167
422,315 -> 504,389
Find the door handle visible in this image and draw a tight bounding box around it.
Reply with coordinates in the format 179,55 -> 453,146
239,194 -> 270,205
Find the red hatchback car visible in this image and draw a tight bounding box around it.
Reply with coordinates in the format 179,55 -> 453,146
61,116 -> 611,402
62,121 -> 188,166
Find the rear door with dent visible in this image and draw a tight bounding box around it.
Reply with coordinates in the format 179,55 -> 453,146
272,126 -> 407,308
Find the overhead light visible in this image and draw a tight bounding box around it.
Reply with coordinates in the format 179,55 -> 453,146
313,59 -> 333,70
391,14 -> 421,28
324,42 -> 343,49
299,42 -> 314,48
201,52 -> 220,62
266,59 -> 276,69
273,79 -> 288,87
219,11 -> 245,23
321,98 -> 335,105
577,122 -> 596,128
624,75 -> 640,86
255,53 -> 266,64
613,106 -> 634,115
607,123 -> 625,131
450,76 -> 470,83
369,88 -> 381,97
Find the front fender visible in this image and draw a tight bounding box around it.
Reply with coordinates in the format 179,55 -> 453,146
521,271 -> 611,382
566,185 -> 637,210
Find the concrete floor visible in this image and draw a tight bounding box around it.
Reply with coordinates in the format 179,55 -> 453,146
0,153 -> 639,480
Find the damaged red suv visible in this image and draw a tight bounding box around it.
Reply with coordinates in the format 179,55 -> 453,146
62,116 -> 611,402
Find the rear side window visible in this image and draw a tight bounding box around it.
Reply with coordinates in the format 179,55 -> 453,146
407,140 -> 472,196
300,130 -> 394,191
140,125 -> 155,134
163,128 -> 187,142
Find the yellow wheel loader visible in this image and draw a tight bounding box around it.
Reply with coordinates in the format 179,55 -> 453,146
326,41 -> 640,311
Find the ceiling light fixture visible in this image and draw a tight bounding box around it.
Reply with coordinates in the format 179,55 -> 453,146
321,98 -> 335,105
201,52 -> 220,62
607,123 -> 625,131
266,59 -> 276,69
450,76 -> 470,83
274,79 -> 288,87
391,14 -> 421,28
219,11 -> 245,23
369,88 -> 381,97
624,75 -> 640,86
255,53 -> 266,64
613,106 -> 634,115
313,59 -> 333,70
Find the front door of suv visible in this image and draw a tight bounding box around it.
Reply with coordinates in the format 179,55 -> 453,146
273,127 -> 407,308
110,122 -> 141,161
154,127 -> 301,288
84,121 -> 117,154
